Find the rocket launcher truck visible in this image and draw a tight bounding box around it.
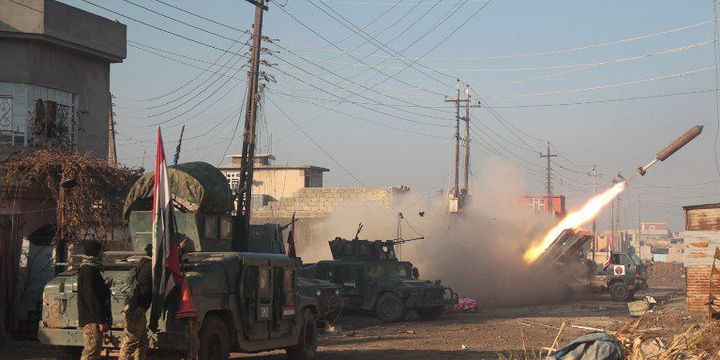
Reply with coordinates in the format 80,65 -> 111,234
532,229 -> 647,301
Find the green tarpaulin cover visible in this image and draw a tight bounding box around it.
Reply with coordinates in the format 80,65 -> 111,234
123,161 -> 233,217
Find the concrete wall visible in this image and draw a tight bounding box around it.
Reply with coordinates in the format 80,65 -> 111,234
253,168 -> 307,200
0,0 -> 126,159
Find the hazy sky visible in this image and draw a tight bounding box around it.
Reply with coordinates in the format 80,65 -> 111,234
61,0 -> 720,230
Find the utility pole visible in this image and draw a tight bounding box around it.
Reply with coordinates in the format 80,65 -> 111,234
237,0 -> 268,244
463,85 -> 471,195
588,165 -> 600,263
108,93 -> 117,166
637,194 -> 641,252
444,80 -> 469,212
611,173 -> 624,251
539,143 -> 557,215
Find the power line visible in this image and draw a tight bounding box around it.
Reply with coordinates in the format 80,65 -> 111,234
267,89 -> 449,139
274,2 -> 452,95
484,65 -> 717,99
79,0 -> 250,56
269,54 -> 452,127
149,0 -> 250,33
486,88 -> 720,108
288,18 -> 714,60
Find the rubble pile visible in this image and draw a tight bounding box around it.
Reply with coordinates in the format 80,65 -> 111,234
615,318 -> 720,360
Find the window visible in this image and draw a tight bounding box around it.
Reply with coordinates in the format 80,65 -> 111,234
204,215 -> 218,238
0,96 -> 15,145
220,216 -> 232,239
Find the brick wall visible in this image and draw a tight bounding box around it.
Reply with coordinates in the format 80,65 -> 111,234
686,265 -> 720,312
647,262 -> 685,289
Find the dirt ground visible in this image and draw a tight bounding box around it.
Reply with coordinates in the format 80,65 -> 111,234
8,288 -> 704,360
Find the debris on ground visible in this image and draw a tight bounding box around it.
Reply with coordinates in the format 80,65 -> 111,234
628,296 -> 658,317
454,297 -> 479,311
615,317 -> 720,359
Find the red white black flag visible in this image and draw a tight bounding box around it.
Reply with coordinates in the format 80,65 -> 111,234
149,127 -> 182,331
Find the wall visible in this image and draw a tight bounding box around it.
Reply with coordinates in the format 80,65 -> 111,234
647,262 -> 685,289
685,207 -> 720,231
252,168 -> 306,200
681,231 -> 720,313
0,41 -> 109,158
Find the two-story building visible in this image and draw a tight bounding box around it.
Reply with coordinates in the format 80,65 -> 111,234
0,0 -> 125,335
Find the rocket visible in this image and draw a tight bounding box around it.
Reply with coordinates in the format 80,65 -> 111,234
637,125 -> 703,176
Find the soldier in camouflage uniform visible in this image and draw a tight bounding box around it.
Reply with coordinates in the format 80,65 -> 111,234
119,244 -> 152,360
77,240 -> 111,360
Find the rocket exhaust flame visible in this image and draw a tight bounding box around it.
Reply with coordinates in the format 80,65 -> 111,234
523,181 -> 627,264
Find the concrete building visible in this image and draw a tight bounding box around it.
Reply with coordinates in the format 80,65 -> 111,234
0,0 -> 125,334
218,154 -> 329,202
0,0 -> 126,160
523,194 -> 566,217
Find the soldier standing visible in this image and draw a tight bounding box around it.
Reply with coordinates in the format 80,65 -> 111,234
77,240 -> 112,360
119,243 -> 153,360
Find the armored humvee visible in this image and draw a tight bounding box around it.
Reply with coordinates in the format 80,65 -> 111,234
38,162 -> 319,359
534,229 -> 647,301
303,238 -> 457,322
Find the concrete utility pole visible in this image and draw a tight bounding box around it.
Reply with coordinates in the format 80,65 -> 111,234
539,143 -> 557,215
237,0 -> 268,240
444,80 -> 469,212
588,165 -> 600,263
463,85 -> 470,195
108,93 -> 117,166
611,173 -> 624,250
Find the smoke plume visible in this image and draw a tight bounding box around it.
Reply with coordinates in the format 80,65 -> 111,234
297,158 -> 572,307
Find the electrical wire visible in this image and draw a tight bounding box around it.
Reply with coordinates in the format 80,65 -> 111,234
485,65 -> 717,99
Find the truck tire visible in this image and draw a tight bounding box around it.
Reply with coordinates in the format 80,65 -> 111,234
609,283 -> 630,301
199,316 -> 230,360
54,346 -> 82,360
286,309 -> 318,360
417,306 -> 444,320
375,293 -> 406,323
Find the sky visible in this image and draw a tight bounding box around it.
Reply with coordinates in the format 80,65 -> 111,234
60,0 -> 720,231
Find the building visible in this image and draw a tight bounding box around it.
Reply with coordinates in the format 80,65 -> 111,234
681,203 -> 720,314
523,194 -> 566,217
218,154 -> 329,202
0,0 -> 126,160
0,0 -> 126,334
683,203 -> 720,231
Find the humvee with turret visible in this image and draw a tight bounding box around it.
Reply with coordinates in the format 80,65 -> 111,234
302,237 -> 457,322
535,229 -> 647,301
38,162 -> 319,359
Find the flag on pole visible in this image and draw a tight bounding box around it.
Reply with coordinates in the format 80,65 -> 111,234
287,212 -> 296,257
149,127 -> 182,331
603,237 -> 613,268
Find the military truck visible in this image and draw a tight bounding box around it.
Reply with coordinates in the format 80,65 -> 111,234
535,229 -> 648,301
38,162 -> 319,360
302,237 -> 457,322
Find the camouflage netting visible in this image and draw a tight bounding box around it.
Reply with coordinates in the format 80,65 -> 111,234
123,161 -> 233,217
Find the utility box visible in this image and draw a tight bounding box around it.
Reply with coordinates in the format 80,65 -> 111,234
448,195 -> 460,213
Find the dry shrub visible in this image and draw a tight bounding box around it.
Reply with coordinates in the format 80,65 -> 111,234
0,149 -> 140,243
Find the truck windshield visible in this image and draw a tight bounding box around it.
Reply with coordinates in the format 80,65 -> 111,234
368,263 -> 411,279
629,252 -> 642,265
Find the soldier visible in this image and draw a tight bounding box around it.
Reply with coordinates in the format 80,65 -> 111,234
77,240 -> 112,360
119,244 -> 152,360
